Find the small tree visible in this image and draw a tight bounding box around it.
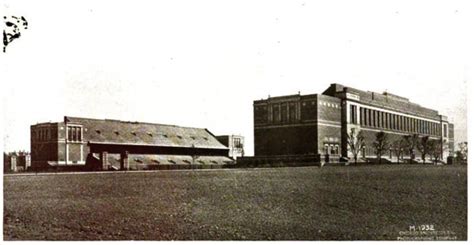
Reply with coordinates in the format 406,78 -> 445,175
373,131 -> 390,164
347,128 -> 365,165
392,140 -> 405,164
403,134 -> 419,164
455,142 -> 468,163
428,140 -> 448,164
417,136 -> 430,164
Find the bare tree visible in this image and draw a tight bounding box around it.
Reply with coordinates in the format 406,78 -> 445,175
455,142 -> 468,163
347,128 -> 365,165
403,134 -> 419,164
391,140 -> 405,164
373,131 -> 390,164
417,136 -> 430,164
428,140 -> 448,164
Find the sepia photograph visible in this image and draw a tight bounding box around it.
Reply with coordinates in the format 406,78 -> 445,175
1,0 -> 470,241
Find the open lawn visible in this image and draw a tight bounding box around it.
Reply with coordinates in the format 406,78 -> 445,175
3,165 -> 467,240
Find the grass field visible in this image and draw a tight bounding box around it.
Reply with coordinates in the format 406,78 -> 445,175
3,165 -> 467,240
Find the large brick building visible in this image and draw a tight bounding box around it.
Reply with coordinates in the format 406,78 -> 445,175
30,116 -> 233,171
254,83 -> 454,163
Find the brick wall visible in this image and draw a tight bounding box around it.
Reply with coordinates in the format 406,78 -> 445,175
30,123 -> 59,169
254,125 -> 318,156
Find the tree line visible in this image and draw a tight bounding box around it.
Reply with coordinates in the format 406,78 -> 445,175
347,129 -> 450,165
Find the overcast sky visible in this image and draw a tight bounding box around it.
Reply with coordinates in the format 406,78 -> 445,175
1,0 -> 471,155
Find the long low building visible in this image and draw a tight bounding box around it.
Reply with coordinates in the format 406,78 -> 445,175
253,83 -> 454,164
30,116 -> 234,171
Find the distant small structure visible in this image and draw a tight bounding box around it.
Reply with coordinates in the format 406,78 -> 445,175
216,135 -> 245,160
3,151 -> 31,172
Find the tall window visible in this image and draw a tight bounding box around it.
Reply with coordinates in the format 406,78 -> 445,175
405,117 -> 410,131
77,128 -> 82,141
380,112 -> 384,128
68,127 -> 72,141
289,103 -> 296,122
67,126 -> 82,142
364,108 -> 368,126
394,115 -> 398,130
350,105 -> 357,124
404,117 -> 407,131
272,105 -> 280,123
398,116 -> 402,131
372,110 -> 376,127
376,111 -> 380,128
368,109 -> 372,127
281,104 -> 288,123
324,144 -> 329,155
360,107 -> 364,125
392,114 -> 395,130
233,138 -> 242,148
387,113 -> 391,129
443,124 -> 447,137
72,127 -> 77,141
401,117 -> 404,131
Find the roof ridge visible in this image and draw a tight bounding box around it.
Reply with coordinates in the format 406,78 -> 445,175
64,116 -> 206,130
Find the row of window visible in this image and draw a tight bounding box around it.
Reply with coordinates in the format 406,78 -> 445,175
270,103 -> 298,123
67,126 -> 82,142
233,138 -> 243,148
256,100 -> 338,124
318,101 -> 339,108
33,128 -> 57,141
350,106 -> 442,136
323,144 -> 339,155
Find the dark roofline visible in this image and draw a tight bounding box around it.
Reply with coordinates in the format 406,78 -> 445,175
326,83 -> 413,103
204,128 -> 217,138
63,116 -> 207,131
87,141 -> 227,149
253,93 -> 300,102
253,92 -> 320,103
323,83 -> 439,116
31,122 -> 58,127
